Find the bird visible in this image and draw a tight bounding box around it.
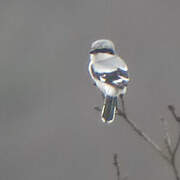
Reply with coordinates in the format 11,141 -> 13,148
88,39 -> 129,123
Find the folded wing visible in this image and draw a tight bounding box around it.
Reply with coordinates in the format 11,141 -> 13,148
91,56 -> 129,88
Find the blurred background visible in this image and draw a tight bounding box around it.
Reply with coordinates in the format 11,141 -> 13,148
0,0 -> 180,179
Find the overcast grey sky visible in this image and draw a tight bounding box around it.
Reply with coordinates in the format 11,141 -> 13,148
0,0 -> 180,179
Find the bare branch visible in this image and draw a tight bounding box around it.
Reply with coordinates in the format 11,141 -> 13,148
113,154 -> 128,180
172,135 -> 180,163
168,105 -> 180,122
113,154 -> 121,180
171,161 -> 180,180
168,105 -> 180,161
94,106 -> 101,111
167,105 -> 180,180
116,97 -> 170,163
94,101 -> 180,180
160,117 -> 173,156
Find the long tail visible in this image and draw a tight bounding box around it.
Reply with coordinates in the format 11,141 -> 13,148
101,96 -> 117,123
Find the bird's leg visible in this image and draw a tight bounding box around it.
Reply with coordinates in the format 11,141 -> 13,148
101,93 -> 105,100
119,94 -> 125,114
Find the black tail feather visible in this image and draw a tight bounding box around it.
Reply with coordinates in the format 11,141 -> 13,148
101,96 -> 117,123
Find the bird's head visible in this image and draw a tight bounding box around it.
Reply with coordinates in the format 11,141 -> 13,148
89,39 -> 116,55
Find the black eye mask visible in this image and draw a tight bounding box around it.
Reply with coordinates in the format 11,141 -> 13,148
89,48 -> 115,55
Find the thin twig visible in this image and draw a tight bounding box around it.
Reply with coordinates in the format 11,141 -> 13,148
168,105 -> 180,122
168,105 -> 180,160
171,152 -> 180,180
94,100 -> 180,179
168,106 -> 180,180
172,135 -> 180,163
94,102 -> 170,162
160,117 -> 173,156
117,97 -> 170,163
113,154 -> 121,180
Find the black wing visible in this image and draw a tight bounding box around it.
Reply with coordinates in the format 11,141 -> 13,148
91,66 -> 129,89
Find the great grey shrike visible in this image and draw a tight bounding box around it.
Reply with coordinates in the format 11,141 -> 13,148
88,39 -> 129,123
